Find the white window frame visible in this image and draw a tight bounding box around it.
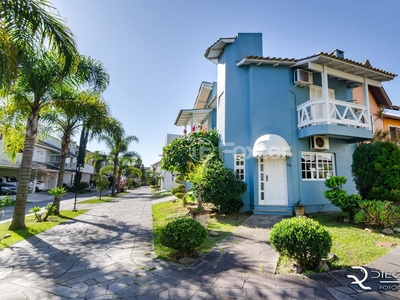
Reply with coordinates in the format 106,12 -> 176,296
234,154 -> 245,181
388,125 -> 400,142
301,152 -> 335,181
309,85 -> 335,99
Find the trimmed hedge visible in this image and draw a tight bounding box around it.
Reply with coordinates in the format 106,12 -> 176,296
270,217 -> 332,270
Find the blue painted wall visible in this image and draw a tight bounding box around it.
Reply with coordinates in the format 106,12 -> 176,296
212,33 -> 360,214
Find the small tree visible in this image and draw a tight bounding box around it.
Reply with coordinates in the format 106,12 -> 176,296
324,176 -> 362,221
43,187 -> 68,221
161,129 -> 220,180
189,157 -> 247,214
93,174 -> 109,200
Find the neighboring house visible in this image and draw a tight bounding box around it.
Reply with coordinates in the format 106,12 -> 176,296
0,135 -> 94,191
158,134 -> 180,191
173,32 -> 397,215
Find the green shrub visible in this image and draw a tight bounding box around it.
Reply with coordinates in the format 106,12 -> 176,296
191,159 -> 246,214
324,176 -> 362,221
174,192 -> 185,199
171,184 -> 186,195
352,142 -> 400,201
160,218 -> 207,257
270,217 -> 332,270
78,181 -> 89,193
355,200 -> 400,228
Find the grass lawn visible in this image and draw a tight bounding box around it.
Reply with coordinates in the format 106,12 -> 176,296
152,200 -> 251,260
0,210 -> 87,250
78,196 -> 113,204
151,191 -> 173,199
276,212 -> 400,274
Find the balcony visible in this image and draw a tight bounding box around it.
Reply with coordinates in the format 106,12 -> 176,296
297,98 -> 372,141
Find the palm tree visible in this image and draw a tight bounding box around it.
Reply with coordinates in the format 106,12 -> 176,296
100,155 -> 141,193
85,150 -> 108,174
0,0 -> 78,91
99,121 -> 140,196
42,91 -> 109,214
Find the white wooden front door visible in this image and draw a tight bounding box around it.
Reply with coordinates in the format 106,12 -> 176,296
258,157 -> 288,206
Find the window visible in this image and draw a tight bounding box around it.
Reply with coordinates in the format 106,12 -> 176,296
234,154 -> 245,180
301,152 -> 334,180
389,126 -> 400,143
309,85 -> 335,100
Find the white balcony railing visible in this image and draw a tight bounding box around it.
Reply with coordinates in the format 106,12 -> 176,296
297,98 -> 370,130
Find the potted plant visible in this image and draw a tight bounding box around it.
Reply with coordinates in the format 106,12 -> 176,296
294,200 -> 306,217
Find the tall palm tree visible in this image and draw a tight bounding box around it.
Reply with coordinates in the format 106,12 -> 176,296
99,121 -> 139,196
85,150 -> 108,174
99,154 -> 141,193
0,0 -> 78,91
42,91 -> 109,214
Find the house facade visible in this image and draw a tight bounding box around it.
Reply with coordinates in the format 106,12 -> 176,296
0,135 -> 94,191
174,33 -> 397,215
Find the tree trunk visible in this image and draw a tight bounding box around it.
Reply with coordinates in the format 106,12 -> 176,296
9,104 -> 40,230
111,156 -> 118,197
197,189 -> 203,211
44,129 -> 72,220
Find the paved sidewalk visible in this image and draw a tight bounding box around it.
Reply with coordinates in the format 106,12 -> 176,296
0,188 -> 399,299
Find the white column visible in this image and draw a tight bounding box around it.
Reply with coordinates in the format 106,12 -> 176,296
321,66 -> 330,124
363,77 -> 372,130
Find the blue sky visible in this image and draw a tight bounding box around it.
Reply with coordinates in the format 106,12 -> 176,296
52,0 -> 400,166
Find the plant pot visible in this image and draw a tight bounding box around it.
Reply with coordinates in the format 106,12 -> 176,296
294,206 -> 305,217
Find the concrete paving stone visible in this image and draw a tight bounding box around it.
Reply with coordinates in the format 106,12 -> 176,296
326,287 -> 357,300
2,290 -> 28,300
39,283 -> 89,298
136,277 -> 180,295
190,290 -> 211,300
85,284 -> 108,299
23,287 -> 59,300
243,274 -> 276,289
54,267 -> 100,283
201,250 -> 222,263
190,259 -> 205,269
217,287 -> 246,299
367,260 -> 400,273
107,282 -> 128,294
203,290 -> 221,300
306,272 -> 341,288
379,253 -> 400,267
132,271 -> 161,286
328,269 -> 359,286
212,271 -> 245,288
381,290 -> 400,299
164,268 -> 197,281
351,291 -> 391,300
158,289 -> 169,300
314,287 -> 337,300
174,281 -> 214,293
275,274 -> 309,289
256,262 -> 276,275
245,288 -> 292,300
148,265 -> 179,278
136,294 -> 158,300
291,287 -> 315,299
187,272 -> 220,286
168,287 -> 197,299
115,275 -> 135,285
0,267 -> 13,280
85,278 -> 99,285
194,262 -> 217,275
334,285 -> 359,294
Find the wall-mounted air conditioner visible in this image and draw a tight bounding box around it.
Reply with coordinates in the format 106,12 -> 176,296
310,136 -> 329,150
294,69 -> 313,87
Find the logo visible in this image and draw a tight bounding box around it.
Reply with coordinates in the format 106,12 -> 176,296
347,266 -> 400,291
347,267 -> 371,290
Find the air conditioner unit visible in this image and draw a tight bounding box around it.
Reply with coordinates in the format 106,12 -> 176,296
294,69 -> 313,87
310,136 -> 329,150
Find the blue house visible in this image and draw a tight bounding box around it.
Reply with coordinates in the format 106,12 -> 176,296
174,33 -> 397,215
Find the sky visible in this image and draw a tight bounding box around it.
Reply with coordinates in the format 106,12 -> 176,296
51,0 -> 400,167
